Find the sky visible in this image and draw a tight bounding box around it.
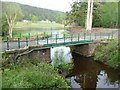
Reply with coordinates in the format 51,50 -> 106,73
1,0 -> 75,12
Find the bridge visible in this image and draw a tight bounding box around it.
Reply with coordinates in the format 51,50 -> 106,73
1,29 -> 118,52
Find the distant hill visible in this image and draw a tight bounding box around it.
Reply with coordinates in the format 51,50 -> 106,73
18,3 -> 66,23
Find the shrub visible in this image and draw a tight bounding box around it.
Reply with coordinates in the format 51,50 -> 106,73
52,49 -> 73,70
2,62 -> 70,88
94,39 -> 120,69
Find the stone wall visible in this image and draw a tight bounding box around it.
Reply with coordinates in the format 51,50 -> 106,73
73,43 -> 98,57
2,45 -> 51,66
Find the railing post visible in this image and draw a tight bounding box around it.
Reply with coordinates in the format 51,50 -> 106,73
108,33 -> 110,40
7,36 -> 9,50
28,33 -> 30,40
78,33 -> 80,41
26,37 -> 28,46
84,32 -> 86,40
37,35 -> 38,44
100,32 -> 102,39
95,33 -> 97,39
56,34 -> 57,44
47,36 -> 48,44
71,34 -> 73,42
90,33 -> 91,40
12,32 -> 14,40
18,38 -> 20,48
111,31 -> 113,39
64,34 -> 65,43
4,31 -> 6,41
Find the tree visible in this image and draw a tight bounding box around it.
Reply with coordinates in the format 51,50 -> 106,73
2,2 -> 23,38
65,1 -> 102,27
31,15 -> 39,22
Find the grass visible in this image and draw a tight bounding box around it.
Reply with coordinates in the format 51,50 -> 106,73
94,39 -> 120,69
15,21 -> 64,28
2,61 -> 70,88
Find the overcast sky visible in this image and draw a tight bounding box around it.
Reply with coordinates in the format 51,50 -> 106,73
1,0 -> 76,12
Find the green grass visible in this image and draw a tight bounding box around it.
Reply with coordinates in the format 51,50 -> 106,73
94,39 -> 120,69
2,61 -> 70,88
15,22 -> 64,28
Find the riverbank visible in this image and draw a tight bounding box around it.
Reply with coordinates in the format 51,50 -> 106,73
94,39 -> 120,70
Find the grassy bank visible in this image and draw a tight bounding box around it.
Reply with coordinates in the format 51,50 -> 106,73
2,61 -> 70,88
15,22 -> 64,28
94,39 -> 120,69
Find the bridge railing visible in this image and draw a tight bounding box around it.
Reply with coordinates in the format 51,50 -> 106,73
1,30 -> 116,51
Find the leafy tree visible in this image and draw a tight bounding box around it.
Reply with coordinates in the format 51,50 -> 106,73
31,15 -> 39,22
2,2 -> 23,38
65,1 -> 102,27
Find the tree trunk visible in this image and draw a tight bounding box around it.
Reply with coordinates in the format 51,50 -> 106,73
9,24 -> 13,39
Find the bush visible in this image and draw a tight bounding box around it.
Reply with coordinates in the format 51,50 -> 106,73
94,39 -> 120,69
2,62 -> 70,88
52,49 -> 73,70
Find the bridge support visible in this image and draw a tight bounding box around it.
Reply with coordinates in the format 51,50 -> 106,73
71,43 -> 97,57
2,46 -> 51,66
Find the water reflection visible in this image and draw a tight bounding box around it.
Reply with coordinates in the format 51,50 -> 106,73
51,46 -> 72,64
66,52 -> 120,89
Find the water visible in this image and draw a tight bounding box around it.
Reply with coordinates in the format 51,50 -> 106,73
66,52 -> 120,89
51,46 -> 120,89
13,28 -> 69,38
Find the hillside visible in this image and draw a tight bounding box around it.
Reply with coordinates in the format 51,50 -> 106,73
18,3 -> 66,23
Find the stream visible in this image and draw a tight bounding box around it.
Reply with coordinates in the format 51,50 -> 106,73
51,46 -> 120,89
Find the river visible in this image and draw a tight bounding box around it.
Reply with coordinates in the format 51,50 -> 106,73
51,46 -> 120,89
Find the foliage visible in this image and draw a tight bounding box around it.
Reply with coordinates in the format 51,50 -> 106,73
52,49 -> 73,70
65,2 -> 102,27
2,1 -> 23,38
2,62 -> 70,88
19,3 -> 65,24
66,1 -> 118,28
94,39 -> 120,69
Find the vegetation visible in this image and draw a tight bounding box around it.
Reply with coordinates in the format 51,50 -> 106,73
66,1 -> 118,28
94,39 -> 120,69
15,21 -> 64,28
2,61 -> 70,88
2,1 -> 23,38
52,49 -> 73,70
19,3 -> 65,24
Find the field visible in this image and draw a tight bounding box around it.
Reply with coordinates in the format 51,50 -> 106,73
15,22 -> 65,29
